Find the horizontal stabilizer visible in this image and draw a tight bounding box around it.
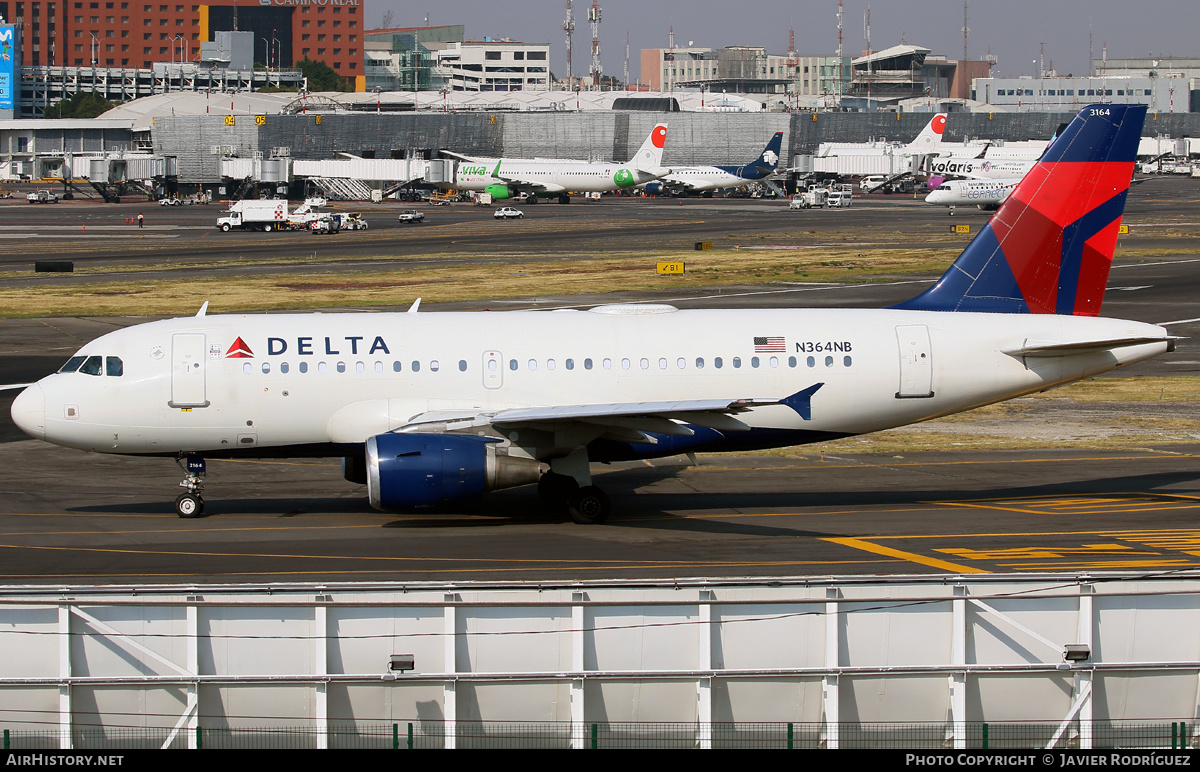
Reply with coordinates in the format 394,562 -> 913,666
1004,336 -> 1177,357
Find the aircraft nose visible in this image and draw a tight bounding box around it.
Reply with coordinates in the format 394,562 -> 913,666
10,383 -> 45,440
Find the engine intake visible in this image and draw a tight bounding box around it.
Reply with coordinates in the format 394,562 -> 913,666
366,433 -> 541,511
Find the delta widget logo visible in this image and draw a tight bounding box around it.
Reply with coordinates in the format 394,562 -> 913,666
225,337 -> 254,358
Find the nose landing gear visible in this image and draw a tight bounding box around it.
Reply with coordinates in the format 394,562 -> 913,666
175,455 -> 206,518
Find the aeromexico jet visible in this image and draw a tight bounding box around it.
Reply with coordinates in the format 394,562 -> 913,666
643,132 -> 783,197
446,123 -> 670,204
10,105 -> 1171,524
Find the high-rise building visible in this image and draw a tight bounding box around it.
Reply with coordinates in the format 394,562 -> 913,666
1,0 -> 361,80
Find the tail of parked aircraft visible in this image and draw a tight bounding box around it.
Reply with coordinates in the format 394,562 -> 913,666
895,104 -> 1146,316
903,113 -> 948,156
631,124 -> 669,173
750,132 -> 784,175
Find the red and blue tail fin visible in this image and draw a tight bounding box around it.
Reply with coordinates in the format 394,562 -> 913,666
895,104 -> 1146,316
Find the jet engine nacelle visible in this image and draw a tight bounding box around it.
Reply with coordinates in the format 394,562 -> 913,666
365,433 -> 541,511
643,182 -> 664,196
483,184 -> 512,200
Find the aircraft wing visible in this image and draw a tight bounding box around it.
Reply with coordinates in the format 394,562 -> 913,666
398,387 -> 823,445
491,172 -> 555,193
659,177 -> 699,192
439,149 -> 485,162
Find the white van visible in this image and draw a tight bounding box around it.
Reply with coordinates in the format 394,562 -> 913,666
826,187 -> 854,208
860,175 -> 887,193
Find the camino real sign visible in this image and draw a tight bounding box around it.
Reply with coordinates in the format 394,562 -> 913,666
0,25 -> 20,113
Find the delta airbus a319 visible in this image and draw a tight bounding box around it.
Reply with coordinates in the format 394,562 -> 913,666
10,105 -> 1172,524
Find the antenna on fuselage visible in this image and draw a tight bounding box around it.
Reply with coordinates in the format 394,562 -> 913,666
407,297 -> 422,314
196,301 -> 209,317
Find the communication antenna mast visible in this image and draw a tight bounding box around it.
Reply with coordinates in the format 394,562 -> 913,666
563,1 -> 575,88
1088,21 -> 1094,76
962,0 -> 969,61
589,1 -> 603,89
865,3 -> 872,109
786,25 -> 798,96
836,0 -> 844,104
624,31 -> 629,89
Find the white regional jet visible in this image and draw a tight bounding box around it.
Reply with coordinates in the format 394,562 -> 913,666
925,178 -> 1019,214
10,105 -> 1172,524
446,124 -> 670,205
643,132 -> 784,197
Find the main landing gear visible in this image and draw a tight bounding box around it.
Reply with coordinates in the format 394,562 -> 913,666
174,455 -> 206,518
538,472 -> 611,524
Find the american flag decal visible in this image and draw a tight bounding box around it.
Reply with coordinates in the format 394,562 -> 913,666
754,336 -> 786,353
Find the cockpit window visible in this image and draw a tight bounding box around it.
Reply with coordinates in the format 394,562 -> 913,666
78,356 -> 103,376
59,356 -> 86,373
105,356 -> 123,377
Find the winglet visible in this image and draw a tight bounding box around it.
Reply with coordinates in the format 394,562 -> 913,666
407,297 -> 422,314
196,301 -> 209,317
780,383 -> 824,420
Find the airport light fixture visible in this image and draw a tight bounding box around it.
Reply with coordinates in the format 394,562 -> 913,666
1063,644 -> 1090,663
388,654 -> 415,673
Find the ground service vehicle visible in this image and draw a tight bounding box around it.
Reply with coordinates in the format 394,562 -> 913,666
27,189 -> 58,204
397,210 -> 425,224
789,187 -> 827,209
336,213 -> 368,230
308,215 -> 340,235
216,199 -> 288,232
494,207 -> 524,219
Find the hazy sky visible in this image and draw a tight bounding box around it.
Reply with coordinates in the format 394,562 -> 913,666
368,1 -> 1199,82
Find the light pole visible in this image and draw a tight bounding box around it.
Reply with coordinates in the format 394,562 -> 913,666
261,37 -> 270,69
170,35 -> 182,65
89,32 -> 97,68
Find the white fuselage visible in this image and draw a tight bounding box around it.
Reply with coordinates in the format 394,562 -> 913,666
659,167 -> 762,193
454,159 -> 667,195
926,179 -> 1019,208
13,307 -> 1169,460
926,156 -> 1036,181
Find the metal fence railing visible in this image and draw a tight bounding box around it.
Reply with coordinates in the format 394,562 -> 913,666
1,721 -> 1194,750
